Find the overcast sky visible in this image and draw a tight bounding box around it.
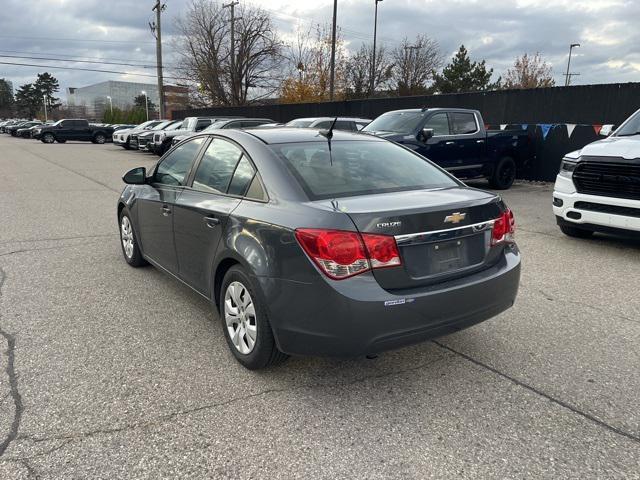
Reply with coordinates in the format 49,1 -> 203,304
1,0 -> 638,101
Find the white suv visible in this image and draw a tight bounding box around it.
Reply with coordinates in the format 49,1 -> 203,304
553,108 -> 640,238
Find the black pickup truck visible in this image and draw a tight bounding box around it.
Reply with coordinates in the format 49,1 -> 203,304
34,119 -> 114,144
362,108 -> 532,189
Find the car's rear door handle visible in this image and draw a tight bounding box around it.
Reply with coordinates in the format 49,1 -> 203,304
476,139 -> 485,144
161,205 -> 171,216
204,216 -> 220,228
445,141 -> 456,145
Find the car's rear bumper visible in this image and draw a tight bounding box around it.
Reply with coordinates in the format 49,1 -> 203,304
258,248 -> 520,357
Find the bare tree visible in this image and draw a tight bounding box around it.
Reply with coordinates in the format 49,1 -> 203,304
503,52 -> 555,89
344,43 -> 393,99
280,24 -> 347,103
391,35 -> 442,96
173,0 -> 282,106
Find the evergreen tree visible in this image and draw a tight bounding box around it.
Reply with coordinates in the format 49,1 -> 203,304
432,45 -> 500,93
33,72 -> 61,109
15,83 -> 40,118
0,78 -> 14,117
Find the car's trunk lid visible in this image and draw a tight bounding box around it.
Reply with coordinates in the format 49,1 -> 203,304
317,187 -> 503,290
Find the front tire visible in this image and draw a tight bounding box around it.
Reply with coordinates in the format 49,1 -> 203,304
489,156 -> 516,190
41,132 -> 55,144
119,211 -> 147,267
93,133 -> 106,144
560,224 -> 594,239
220,266 -> 288,369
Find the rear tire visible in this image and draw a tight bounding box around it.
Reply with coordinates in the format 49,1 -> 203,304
489,156 -> 516,190
220,266 -> 288,370
560,224 -> 594,239
93,133 -> 106,144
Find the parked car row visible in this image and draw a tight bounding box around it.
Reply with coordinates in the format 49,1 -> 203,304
1,118 -> 135,143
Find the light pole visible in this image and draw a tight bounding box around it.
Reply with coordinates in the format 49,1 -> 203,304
564,43 -> 580,86
43,95 -> 48,122
370,0 -> 383,95
141,90 -> 149,121
106,95 -> 113,114
329,0 -> 338,101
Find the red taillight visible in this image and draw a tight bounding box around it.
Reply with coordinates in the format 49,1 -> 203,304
295,229 -> 401,280
491,208 -> 515,246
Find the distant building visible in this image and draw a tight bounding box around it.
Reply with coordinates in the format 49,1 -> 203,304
66,80 -> 188,120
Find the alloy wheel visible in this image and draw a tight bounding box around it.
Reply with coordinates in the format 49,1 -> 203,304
120,216 -> 134,258
224,281 -> 257,354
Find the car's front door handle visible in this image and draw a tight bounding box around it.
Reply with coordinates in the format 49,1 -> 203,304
476,139 -> 485,144
161,205 -> 171,216
204,216 -> 220,228
445,141 -> 456,145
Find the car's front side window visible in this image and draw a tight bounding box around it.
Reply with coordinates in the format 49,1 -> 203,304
424,113 -> 450,136
153,137 -> 205,186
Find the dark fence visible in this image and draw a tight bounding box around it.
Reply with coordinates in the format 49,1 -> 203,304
173,83 -> 640,182
173,83 -> 640,124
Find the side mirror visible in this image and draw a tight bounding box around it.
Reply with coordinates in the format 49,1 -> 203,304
420,128 -> 434,142
123,167 -> 147,185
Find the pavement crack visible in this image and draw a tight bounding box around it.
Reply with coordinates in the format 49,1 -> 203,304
0,233 -> 118,246
23,356 -> 446,445
21,147 -> 120,194
433,340 -> 640,445
0,237 -> 118,258
537,288 -> 640,326
0,268 -> 24,458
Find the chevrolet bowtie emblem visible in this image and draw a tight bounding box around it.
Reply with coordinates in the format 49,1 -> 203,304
444,212 -> 466,224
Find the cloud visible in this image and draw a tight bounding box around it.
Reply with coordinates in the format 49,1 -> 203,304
0,0 -> 637,102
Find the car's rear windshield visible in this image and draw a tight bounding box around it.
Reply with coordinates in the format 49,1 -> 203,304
362,111 -> 427,134
286,120 -> 314,128
271,140 -> 458,200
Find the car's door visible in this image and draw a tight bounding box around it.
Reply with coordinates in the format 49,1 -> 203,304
445,112 -> 484,175
414,112 -> 453,167
72,120 -> 92,141
55,120 -> 73,140
136,137 -> 207,273
173,138 -> 251,294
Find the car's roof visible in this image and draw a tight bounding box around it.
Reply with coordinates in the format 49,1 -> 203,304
381,108 -> 478,114
289,117 -> 371,122
243,127 -> 384,144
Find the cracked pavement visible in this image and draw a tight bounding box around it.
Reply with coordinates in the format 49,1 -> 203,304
0,137 -> 639,479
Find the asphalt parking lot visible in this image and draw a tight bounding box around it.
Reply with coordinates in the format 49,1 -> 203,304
0,136 -> 639,479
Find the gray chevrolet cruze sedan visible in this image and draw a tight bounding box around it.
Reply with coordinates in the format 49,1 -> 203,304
118,128 -> 521,369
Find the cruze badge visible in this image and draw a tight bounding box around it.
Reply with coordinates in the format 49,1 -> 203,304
444,212 -> 466,224
376,221 -> 402,228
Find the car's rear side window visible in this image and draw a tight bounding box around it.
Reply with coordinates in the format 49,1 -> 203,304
450,112 -> 478,134
192,138 -> 243,194
272,140 -> 458,200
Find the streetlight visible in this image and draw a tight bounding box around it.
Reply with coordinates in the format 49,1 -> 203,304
43,95 -> 48,122
106,95 -> 113,114
564,43 -> 580,86
370,0 -> 383,95
141,90 -> 149,121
